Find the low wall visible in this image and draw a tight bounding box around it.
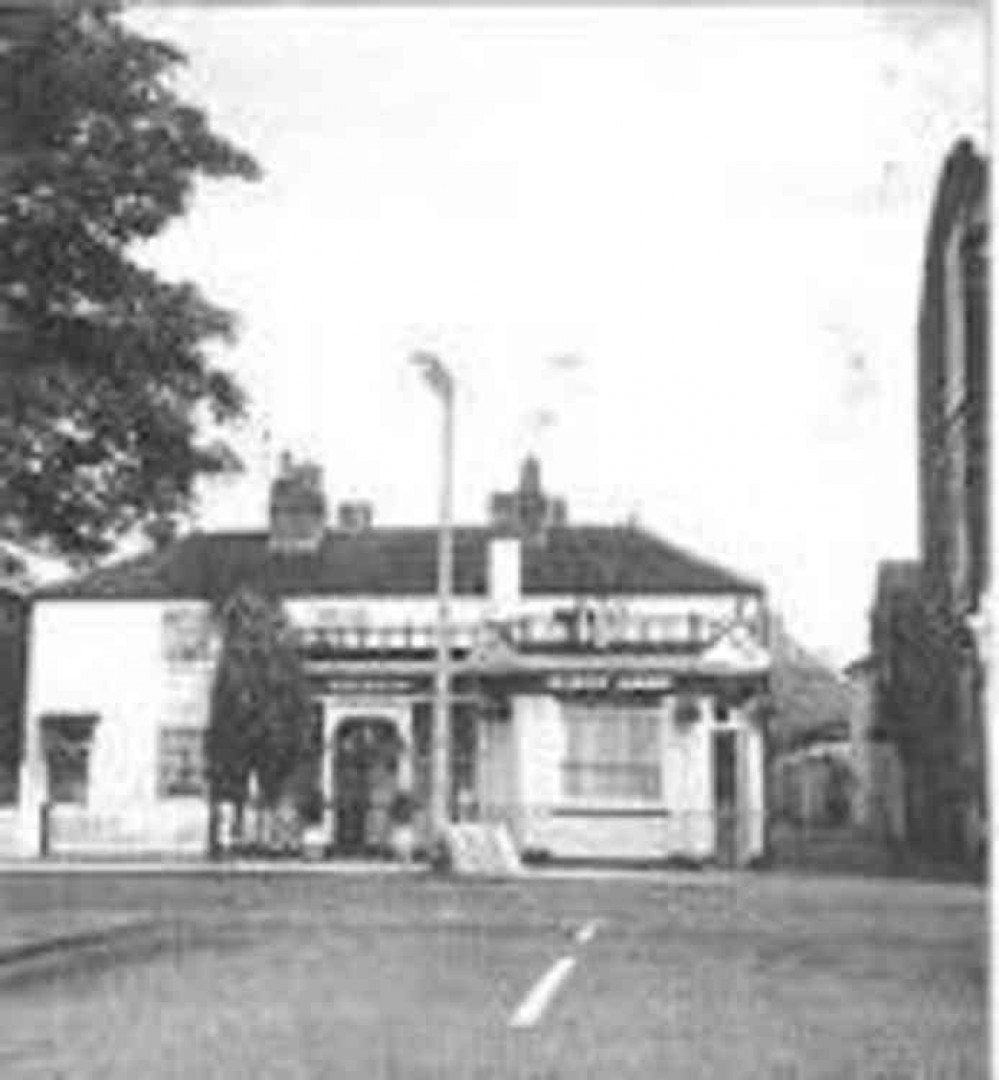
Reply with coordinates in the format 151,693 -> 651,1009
511,805 -> 764,865
0,808 -> 22,857
45,803 -> 209,859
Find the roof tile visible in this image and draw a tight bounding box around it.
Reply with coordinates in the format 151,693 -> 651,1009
36,525 -> 762,601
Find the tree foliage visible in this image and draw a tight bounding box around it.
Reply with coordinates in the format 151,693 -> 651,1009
208,588 -> 310,809
0,2 -> 260,556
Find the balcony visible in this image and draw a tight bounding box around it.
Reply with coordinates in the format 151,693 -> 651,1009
295,609 -> 730,662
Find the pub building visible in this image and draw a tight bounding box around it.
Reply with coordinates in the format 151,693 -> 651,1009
14,456 -> 771,865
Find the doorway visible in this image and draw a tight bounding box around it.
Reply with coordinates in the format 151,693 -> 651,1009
713,729 -> 739,868
334,718 -> 402,855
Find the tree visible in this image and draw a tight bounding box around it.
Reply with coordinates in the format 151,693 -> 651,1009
0,2 -> 260,557
208,588 -> 311,839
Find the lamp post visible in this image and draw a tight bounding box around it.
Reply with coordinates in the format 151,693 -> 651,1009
411,350 -> 455,842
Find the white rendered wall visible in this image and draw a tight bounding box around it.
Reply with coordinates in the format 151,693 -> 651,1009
19,589 -> 767,860
513,692 -> 766,863
21,600 -> 211,856
488,538 -> 522,615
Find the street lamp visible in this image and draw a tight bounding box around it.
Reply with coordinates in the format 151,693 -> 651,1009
411,350 -> 455,842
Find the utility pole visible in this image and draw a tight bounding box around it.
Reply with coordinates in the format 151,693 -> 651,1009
411,351 -> 455,841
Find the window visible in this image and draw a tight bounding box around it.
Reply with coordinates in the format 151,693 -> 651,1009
158,727 -> 207,798
42,715 -> 98,806
163,608 -> 211,665
48,744 -> 90,805
562,706 -> 662,803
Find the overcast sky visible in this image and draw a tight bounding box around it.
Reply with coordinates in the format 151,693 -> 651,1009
129,4 -> 986,665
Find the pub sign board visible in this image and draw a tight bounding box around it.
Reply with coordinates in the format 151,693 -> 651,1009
544,671 -> 674,699
317,676 -> 427,697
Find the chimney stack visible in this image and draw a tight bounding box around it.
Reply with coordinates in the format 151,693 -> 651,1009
268,453 -> 327,554
337,500 -> 374,533
487,455 -> 567,544
488,536 -> 522,616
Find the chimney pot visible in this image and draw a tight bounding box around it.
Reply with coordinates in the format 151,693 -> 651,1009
337,501 -> 374,533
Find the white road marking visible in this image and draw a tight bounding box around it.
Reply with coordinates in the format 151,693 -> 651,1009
574,918 -> 602,944
509,955 -> 577,1029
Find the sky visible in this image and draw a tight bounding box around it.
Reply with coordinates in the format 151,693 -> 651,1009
127,3 -> 986,666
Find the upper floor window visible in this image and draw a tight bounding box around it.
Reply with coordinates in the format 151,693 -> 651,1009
163,608 -> 212,665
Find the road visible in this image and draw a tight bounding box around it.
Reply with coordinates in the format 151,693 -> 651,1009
0,869 -> 987,1078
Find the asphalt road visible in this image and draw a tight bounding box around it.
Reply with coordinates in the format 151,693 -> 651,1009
0,870 -> 987,1078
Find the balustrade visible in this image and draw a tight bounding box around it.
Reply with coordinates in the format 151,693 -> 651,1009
295,610 -> 734,658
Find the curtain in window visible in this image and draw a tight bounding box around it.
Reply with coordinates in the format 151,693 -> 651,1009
562,706 -> 662,802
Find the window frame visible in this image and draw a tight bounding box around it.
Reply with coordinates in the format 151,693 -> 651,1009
157,725 -> 208,800
41,713 -> 99,807
162,607 -> 212,667
559,703 -> 664,808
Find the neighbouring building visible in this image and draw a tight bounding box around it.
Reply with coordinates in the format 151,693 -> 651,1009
766,616 -> 854,830
0,540 -> 75,855
843,655 -> 905,844
870,138 -> 990,866
768,654 -> 905,844
12,456 -> 772,865
770,740 -> 853,829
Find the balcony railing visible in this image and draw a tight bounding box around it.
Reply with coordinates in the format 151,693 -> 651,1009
295,610 -> 733,660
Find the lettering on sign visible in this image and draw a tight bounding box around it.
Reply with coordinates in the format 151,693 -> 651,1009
615,673 -> 674,694
324,678 -> 420,697
311,605 -> 370,630
547,672 -> 609,694
545,672 -> 673,696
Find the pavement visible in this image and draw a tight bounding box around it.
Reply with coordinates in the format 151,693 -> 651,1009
0,857 -> 981,970
0,857 -> 425,876
0,859 -> 737,974
0,859 -> 423,967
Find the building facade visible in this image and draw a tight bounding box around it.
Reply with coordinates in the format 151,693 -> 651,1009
870,139 -> 990,866
843,655 -> 905,843
12,458 -> 772,865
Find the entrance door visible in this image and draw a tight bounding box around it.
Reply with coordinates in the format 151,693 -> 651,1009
713,730 -> 739,868
334,718 -> 401,855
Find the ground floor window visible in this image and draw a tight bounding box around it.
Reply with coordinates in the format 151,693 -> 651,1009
158,726 -> 207,798
42,714 -> 98,806
0,760 -> 17,805
561,705 -> 662,802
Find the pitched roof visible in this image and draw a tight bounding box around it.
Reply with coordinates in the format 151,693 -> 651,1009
35,524 -> 763,602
